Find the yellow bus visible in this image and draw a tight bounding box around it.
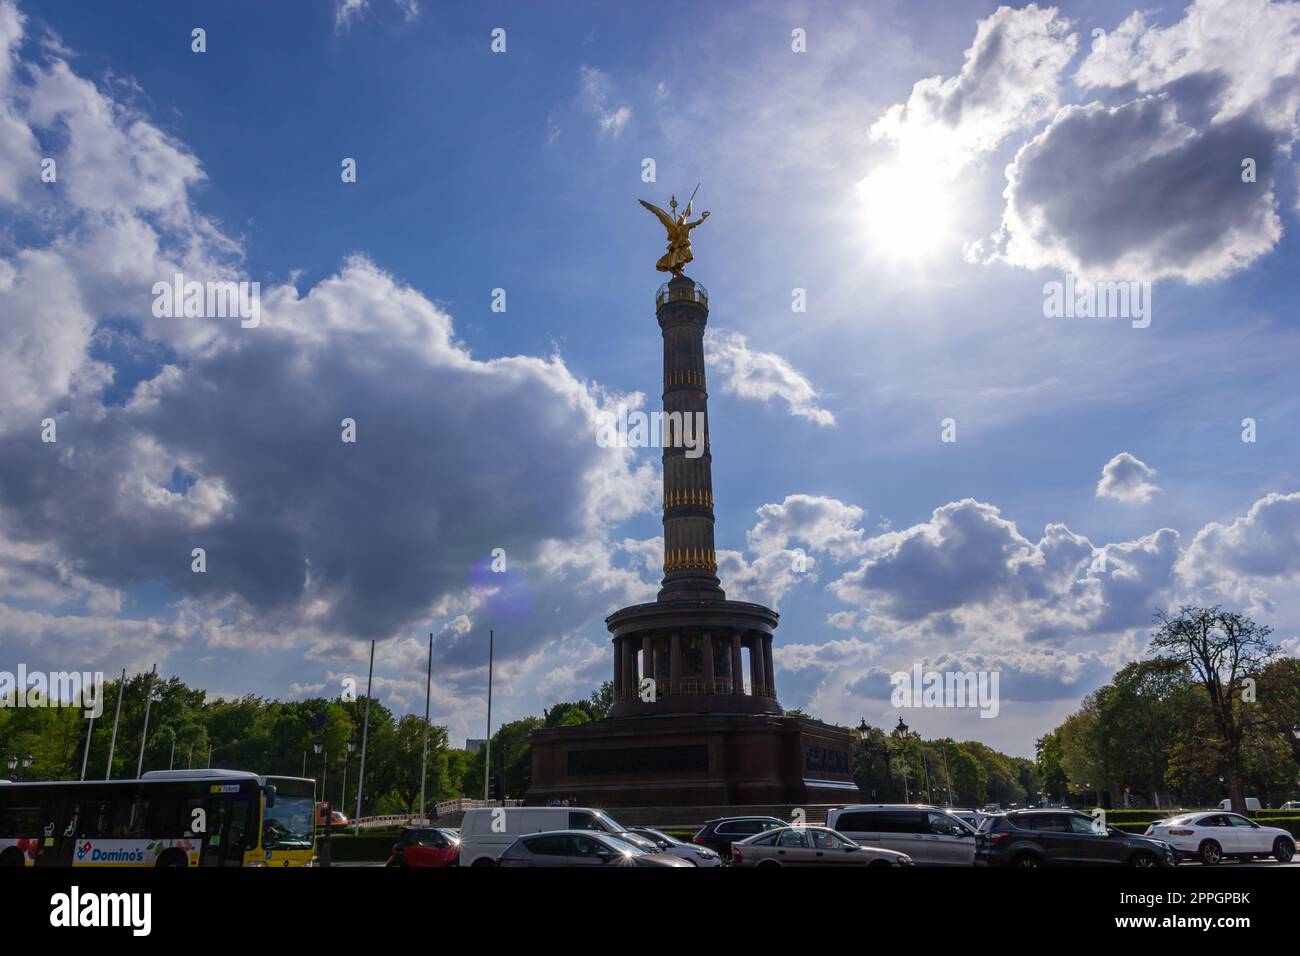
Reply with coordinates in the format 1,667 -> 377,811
0,769 -> 316,867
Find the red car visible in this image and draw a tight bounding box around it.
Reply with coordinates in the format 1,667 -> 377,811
386,827 -> 460,867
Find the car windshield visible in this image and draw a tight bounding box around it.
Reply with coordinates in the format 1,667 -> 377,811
591,811 -> 629,833
643,829 -> 683,846
819,829 -> 859,848
601,834 -> 649,855
263,793 -> 314,849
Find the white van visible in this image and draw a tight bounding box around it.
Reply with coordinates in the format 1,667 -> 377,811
1217,798 -> 1263,811
458,806 -> 653,867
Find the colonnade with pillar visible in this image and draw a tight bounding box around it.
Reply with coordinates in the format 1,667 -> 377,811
612,628 -> 775,702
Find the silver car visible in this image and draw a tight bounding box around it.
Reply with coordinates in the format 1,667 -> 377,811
496,830 -> 694,867
628,827 -> 722,867
826,805 -> 977,866
731,826 -> 913,867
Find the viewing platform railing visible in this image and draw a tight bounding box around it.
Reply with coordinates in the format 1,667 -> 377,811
656,281 -> 708,308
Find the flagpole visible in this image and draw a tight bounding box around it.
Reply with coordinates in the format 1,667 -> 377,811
105,669 -> 125,780
79,713 -> 94,781
136,664 -> 157,778
483,630 -> 494,802
418,632 -> 433,823
353,640 -> 375,835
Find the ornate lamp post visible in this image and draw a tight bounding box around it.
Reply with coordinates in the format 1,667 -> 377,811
313,738 -> 333,869
313,739 -> 327,803
340,738 -> 357,814
6,753 -> 33,781
894,717 -> 911,803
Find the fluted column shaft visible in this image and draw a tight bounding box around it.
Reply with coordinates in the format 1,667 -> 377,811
657,277 -> 723,600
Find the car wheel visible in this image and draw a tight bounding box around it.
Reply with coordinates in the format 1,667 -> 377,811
756,859 -> 782,868
0,849 -> 24,867
1129,851 -> 1159,868
1199,840 -> 1222,866
1013,853 -> 1041,868
1274,838 -> 1295,863
471,857 -> 496,868
156,849 -> 188,867
868,859 -> 893,868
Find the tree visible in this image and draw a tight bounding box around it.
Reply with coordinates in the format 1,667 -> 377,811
943,742 -> 988,807
961,740 -> 1028,806
543,701 -> 592,727
585,681 -> 614,719
1035,732 -> 1068,803
1255,658 -> 1300,768
1149,606 -> 1280,812
851,723 -> 895,801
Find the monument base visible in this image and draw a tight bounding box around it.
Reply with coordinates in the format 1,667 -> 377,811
526,712 -> 860,808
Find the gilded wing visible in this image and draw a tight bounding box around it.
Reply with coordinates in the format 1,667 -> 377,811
639,199 -> 679,239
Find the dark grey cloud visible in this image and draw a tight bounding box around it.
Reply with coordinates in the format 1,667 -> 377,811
0,259 -> 653,655
980,88 -> 1284,281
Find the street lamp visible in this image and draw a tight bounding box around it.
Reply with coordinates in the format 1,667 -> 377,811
1292,723 -> 1300,741
340,738 -> 357,811
7,753 -> 33,781
894,717 -> 911,803
857,720 -> 895,802
313,739 -> 327,807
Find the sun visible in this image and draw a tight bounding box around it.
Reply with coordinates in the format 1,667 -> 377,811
854,161 -> 957,264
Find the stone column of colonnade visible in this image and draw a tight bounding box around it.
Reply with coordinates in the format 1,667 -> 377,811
613,627 -> 771,700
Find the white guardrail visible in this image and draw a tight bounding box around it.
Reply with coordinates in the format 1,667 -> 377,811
351,799 -> 523,830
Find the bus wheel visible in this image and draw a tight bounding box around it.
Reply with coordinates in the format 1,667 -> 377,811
0,849 -> 24,867
156,849 -> 189,868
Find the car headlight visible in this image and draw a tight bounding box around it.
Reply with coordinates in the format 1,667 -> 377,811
248,861 -> 269,868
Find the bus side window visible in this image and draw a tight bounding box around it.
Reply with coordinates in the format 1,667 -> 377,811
115,799 -> 151,838
88,800 -> 114,838
227,799 -> 252,862
0,803 -> 40,839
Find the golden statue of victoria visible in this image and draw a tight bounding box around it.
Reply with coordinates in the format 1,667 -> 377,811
639,191 -> 710,277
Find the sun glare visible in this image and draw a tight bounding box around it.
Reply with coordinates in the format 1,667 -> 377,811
854,162 -> 956,264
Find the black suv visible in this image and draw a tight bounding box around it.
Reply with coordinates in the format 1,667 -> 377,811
693,816 -> 787,861
976,810 -> 1176,867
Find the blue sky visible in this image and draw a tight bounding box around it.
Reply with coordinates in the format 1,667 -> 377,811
1,0 -> 1298,756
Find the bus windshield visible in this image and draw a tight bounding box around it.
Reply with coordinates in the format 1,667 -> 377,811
262,780 -> 315,850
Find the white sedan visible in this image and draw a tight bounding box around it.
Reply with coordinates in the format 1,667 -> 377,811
1145,811 -> 1296,865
